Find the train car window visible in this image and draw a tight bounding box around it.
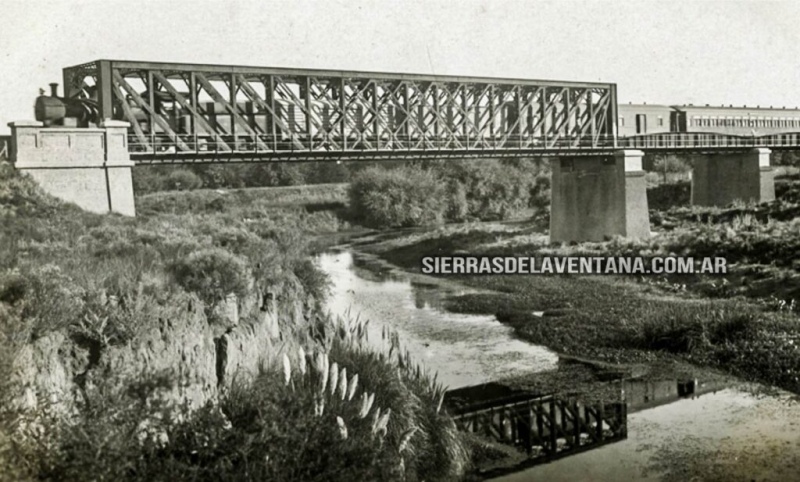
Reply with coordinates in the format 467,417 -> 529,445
657,116 -> 664,127
618,116 -> 625,127
693,116 -> 700,127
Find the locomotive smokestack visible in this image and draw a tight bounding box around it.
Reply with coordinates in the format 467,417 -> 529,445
49,83 -> 59,97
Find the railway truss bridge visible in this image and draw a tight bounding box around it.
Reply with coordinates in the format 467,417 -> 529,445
7,59 -> 794,240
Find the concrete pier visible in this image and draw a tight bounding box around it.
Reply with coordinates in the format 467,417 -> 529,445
8,120 -> 136,216
550,149 -> 650,243
691,148 -> 775,206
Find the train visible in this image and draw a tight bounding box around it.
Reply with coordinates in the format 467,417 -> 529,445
34,83 -> 559,152
33,83 -> 800,153
617,102 -> 800,137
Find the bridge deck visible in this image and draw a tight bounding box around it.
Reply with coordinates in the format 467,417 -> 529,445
128,131 -> 800,163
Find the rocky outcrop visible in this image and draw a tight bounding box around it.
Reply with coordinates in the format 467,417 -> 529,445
11,273 -> 317,416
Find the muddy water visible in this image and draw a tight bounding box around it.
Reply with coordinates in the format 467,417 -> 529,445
318,247 -> 800,481
493,385 -> 800,482
317,249 -> 558,389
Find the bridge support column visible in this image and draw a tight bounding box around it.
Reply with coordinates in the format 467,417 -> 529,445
550,149 -> 650,243
8,120 -> 136,216
690,148 -> 774,206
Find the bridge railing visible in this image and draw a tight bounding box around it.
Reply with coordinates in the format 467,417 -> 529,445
126,130 -> 800,160
127,133 -> 621,157
619,131 -> 800,150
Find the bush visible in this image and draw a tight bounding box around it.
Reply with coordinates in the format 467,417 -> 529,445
437,160 -> 540,221
348,159 -> 549,229
8,317 -> 469,482
349,166 -> 448,229
647,181 -> 691,211
0,264 -> 86,341
163,169 -> 203,191
169,248 -> 250,305
445,180 -> 469,222
293,259 -> 331,303
652,155 -> 691,173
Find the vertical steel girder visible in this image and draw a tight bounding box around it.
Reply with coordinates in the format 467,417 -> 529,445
60,60 -> 617,155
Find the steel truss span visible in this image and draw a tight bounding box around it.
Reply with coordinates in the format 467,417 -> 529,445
62,60 -> 618,162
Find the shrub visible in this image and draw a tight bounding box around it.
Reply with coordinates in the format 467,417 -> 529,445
131,166 -> 166,194
169,248 -> 250,306
445,180 -> 469,222
8,318 -> 469,482
349,166 -> 448,229
529,168 -> 551,214
243,164 -> 307,187
293,259 -> 331,303
0,264 -> 86,341
648,181 -> 691,211
651,155 -> 691,173
439,160 -> 535,221
163,169 -> 203,191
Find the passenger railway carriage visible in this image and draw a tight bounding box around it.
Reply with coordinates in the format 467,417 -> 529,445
618,103 -> 800,137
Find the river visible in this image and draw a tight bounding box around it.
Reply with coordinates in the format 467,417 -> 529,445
317,246 -> 800,481
318,249 -> 559,389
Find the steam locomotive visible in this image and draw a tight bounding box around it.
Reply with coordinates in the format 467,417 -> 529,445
32,82 -> 581,152
35,84 -> 100,128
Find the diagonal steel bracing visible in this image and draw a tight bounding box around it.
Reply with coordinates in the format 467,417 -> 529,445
61,59 -> 617,160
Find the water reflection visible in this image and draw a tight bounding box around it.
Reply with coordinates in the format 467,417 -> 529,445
491,378 -> 799,481
624,378 -> 726,413
318,248 -> 800,481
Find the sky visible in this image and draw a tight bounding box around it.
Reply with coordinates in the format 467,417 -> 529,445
2,0 -> 800,134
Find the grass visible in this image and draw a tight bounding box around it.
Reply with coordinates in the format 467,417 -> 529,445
0,161 -> 468,481
8,316 -> 468,482
361,194 -> 800,394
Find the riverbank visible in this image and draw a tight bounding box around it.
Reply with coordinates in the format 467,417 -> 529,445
319,237 -> 799,481
355,202 -> 800,396
0,165 -> 468,482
